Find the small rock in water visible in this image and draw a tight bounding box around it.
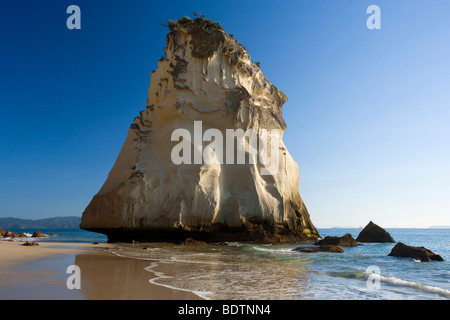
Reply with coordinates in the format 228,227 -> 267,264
314,233 -> 358,247
180,238 -> 207,246
388,242 -> 443,262
32,231 -> 45,238
215,241 -> 240,247
356,221 -> 395,243
5,231 -> 18,238
293,245 -> 344,253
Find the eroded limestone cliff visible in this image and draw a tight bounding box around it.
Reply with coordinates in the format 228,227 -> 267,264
81,15 -> 319,242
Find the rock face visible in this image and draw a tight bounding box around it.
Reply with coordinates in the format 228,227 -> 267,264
80,15 -> 319,243
388,242 -> 444,262
314,233 -> 358,247
356,221 -> 395,243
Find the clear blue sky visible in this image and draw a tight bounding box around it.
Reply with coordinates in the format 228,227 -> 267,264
1,0 -> 449,228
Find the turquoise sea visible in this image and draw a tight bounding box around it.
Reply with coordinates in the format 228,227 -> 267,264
3,227 -> 449,300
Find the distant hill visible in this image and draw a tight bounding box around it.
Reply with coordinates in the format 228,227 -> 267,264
0,216 -> 81,229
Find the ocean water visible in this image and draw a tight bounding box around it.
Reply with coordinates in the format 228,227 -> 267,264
110,228 -> 450,300
3,228 -> 449,300
1,228 -> 107,243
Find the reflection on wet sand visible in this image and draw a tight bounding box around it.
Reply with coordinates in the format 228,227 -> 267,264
0,242 -> 310,300
75,251 -> 200,300
104,243 -> 311,300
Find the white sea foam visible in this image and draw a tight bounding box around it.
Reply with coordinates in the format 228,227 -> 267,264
145,261 -> 214,300
252,246 -> 295,254
108,247 -> 219,299
0,233 -> 37,241
365,271 -> 450,298
106,235 -> 450,300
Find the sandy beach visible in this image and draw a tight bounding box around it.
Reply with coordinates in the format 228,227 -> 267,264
0,241 -> 201,300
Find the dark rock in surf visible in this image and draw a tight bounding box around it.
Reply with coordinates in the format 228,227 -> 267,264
5,231 -> 18,238
356,221 -> 395,243
388,242 -> 443,262
32,231 -> 46,238
293,245 -> 344,253
314,233 -> 358,247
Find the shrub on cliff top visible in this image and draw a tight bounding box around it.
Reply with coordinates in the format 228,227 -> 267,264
165,12 -> 223,32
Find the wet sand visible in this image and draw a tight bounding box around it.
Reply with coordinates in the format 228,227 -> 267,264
0,241 -> 201,300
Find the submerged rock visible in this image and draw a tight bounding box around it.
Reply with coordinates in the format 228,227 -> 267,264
388,242 -> 444,262
293,245 -> 344,253
314,233 -> 358,247
215,241 -> 241,247
180,238 -> 208,246
356,221 -> 395,243
80,15 -> 319,243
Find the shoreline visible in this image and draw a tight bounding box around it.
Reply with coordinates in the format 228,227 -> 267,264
0,241 -> 201,300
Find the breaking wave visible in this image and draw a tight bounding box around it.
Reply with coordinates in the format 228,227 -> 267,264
375,273 -> 450,298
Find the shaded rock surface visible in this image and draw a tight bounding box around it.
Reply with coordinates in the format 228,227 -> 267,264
388,242 -> 444,262
314,233 -> 358,247
356,221 -> 395,243
80,15 -> 319,243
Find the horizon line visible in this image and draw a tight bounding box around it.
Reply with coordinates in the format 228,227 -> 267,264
1,216 -> 449,229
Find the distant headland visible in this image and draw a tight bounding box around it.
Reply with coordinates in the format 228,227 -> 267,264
0,216 -> 81,229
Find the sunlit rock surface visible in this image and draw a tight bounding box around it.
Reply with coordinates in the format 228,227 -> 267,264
81,16 -> 319,243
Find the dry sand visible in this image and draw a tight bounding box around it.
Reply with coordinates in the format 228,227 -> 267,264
0,241 -> 104,269
0,241 -> 201,300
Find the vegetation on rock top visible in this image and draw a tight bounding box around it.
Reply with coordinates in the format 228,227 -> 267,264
165,12 -> 224,33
